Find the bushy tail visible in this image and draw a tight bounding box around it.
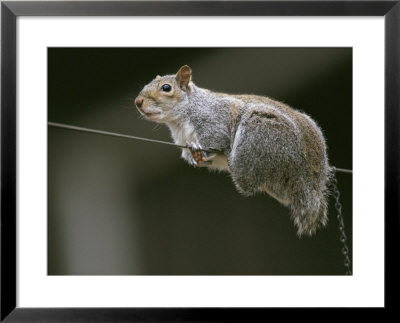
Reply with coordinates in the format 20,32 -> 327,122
291,167 -> 334,237
291,196 -> 328,237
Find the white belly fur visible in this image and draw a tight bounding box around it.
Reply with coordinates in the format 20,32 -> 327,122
168,119 -> 197,146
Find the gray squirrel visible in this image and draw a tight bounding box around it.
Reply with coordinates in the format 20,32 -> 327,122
135,65 -> 333,236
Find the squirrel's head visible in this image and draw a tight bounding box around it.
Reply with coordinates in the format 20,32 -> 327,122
135,65 -> 192,123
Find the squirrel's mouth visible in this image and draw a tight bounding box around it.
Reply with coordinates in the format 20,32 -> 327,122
136,105 -> 162,119
137,107 -> 159,117
143,112 -> 161,119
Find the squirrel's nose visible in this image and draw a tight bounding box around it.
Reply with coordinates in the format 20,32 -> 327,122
135,97 -> 144,108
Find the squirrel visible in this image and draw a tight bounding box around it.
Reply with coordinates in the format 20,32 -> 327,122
135,65 -> 333,236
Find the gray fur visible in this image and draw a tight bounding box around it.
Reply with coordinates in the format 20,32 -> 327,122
135,66 -> 333,236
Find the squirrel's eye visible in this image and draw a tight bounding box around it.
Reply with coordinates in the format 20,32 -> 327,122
161,84 -> 171,92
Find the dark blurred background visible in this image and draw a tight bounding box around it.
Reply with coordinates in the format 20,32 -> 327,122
48,48 -> 352,275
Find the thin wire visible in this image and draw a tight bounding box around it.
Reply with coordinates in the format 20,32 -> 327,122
48,121 -> 352,173
334,168 -> 353,174
48,122 -> 224,154
48,121 -> 188,149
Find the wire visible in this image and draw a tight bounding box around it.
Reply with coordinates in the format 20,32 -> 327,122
48,121 -> 188,149
334,168 -> 353,175
48,121 -> 352,174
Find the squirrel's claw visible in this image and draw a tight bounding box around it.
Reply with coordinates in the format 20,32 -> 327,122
188,155 -> 198,167
188,142 -> 214,166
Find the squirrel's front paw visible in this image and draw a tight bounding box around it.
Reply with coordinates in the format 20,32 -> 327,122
188,142 -> 214,167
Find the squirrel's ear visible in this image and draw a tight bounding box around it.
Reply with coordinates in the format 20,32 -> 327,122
176,65 -> 192,91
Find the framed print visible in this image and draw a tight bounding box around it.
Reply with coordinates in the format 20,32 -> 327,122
1,0 -> 398,321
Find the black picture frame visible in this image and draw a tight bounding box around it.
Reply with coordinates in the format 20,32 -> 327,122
1,1 -> 398,321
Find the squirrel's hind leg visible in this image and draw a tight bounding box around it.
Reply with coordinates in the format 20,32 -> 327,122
227,113 -> 296,200
228,108 -> 331,236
